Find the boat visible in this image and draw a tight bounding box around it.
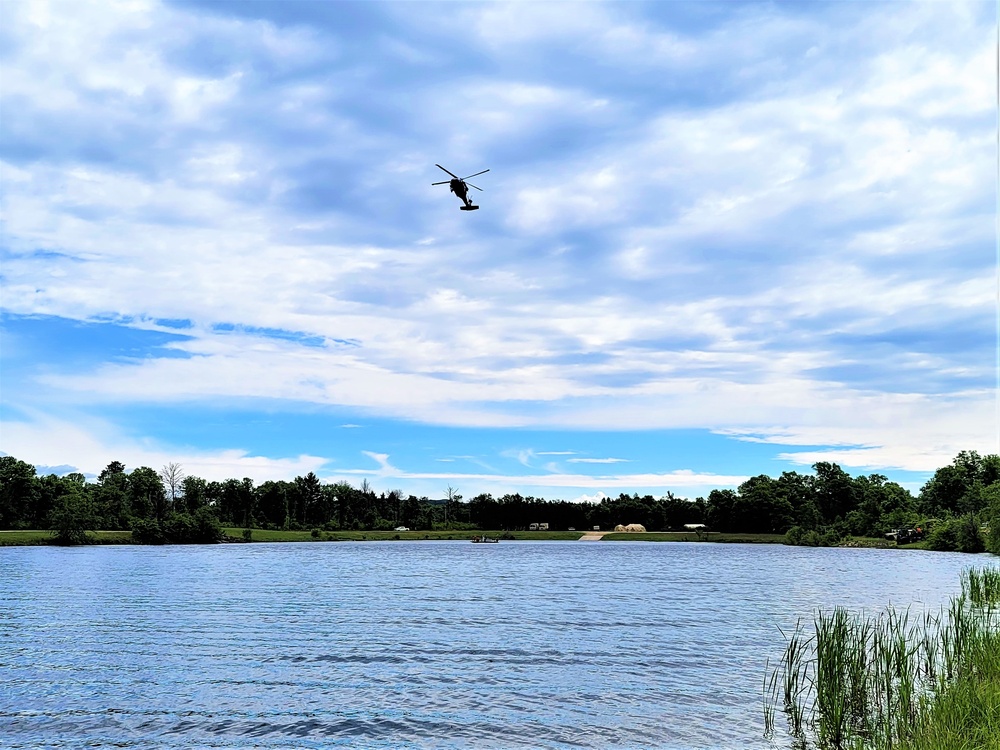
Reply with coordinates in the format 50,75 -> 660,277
471,535 -> 499,543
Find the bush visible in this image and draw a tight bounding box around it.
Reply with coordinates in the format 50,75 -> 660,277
820,528 -> 842,547
925,515 -> 986,553
163,513 -> 197,542
131,517 -> 167,544
311,528 -> 321,539
192,507 -> 223,543
801,530 -> 822,547
954,514 -> 985,553
132,508 -> 222,544
785,526 -> 804,545
928,519 -> 958,551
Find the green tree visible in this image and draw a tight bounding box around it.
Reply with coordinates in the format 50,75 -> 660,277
290,473 -> 323,527
99,461 -> 126,482
128,467 -> 167,521
953,514 -> 985,553
811,462 -> 857,524
0,456 -> 39,529
179,475 -> 208,514
35,474 -> 73,529
257,480 -> 290,528
218,478 -> 255,526
707,489 -> 738,531
984,481 -> 1000,555
736,475 -> 794,533
919,451 -> 1000,517
94,469 -> 130,529
49,485 -> 96,545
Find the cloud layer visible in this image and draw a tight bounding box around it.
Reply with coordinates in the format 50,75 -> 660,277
1,0 -> 994,493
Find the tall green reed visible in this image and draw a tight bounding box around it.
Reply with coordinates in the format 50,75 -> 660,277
764,566 -> 1000,750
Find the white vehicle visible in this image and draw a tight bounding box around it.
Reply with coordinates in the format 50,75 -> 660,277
394,526 -> 410,532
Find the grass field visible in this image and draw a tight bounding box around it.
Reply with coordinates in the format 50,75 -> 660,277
0,528 -> 919,548
600,531 -> 788,543
224,529 -> 792,543
223,528 -> 585,542
0,530 -> 134,546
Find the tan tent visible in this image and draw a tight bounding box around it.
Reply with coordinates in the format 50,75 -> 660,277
614,523 -> 646,532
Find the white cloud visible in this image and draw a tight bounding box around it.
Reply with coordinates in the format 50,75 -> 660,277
1,411 -> 327,482
571,491 -> 609,504
323,461 -> 749,494
2,0 -> 993,483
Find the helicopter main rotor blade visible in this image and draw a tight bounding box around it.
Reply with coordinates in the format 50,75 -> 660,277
435,164 -> 460,179
461,169 -> 490,180
431,180 -> 451,185
466,182 -> 483,191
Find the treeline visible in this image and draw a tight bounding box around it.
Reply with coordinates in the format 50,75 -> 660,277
0,451 -> 998,552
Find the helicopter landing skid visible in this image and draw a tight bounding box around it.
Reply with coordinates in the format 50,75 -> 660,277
460,205 -> 479,211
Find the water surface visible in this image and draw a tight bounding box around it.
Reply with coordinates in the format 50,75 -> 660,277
0,541 -> 981,748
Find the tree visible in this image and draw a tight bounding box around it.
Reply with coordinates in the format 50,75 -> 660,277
179,476 -> 208,514
218,478 -> 255,527
160,462 -> 185,508
257,480 -> 290,528
776,471 -> 820,530
290,473 -> 324,527
984,481 -> 1000,555
99,461 -> 126,483
0,456 -> 39,529
811,462 -> 857,524
737,475 -> 794,533
387,489 -> 404,527
707,489 -> 738,531
128,467 -> 167,521
918,451 -> 1000,518
953,514 -> 985,553
445,486 -> 462,528
49,485 -> 95,545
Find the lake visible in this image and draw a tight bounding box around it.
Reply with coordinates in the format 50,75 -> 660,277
0,541 -> 983,749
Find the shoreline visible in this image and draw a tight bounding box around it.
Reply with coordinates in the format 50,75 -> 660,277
0,528 -> 919,549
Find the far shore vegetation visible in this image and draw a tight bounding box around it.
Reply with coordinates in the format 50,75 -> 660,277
0,450 -> 997,555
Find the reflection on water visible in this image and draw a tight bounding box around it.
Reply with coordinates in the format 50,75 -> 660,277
0,541 -> 979,748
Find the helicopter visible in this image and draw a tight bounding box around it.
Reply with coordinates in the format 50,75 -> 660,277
432,164 -> 489,210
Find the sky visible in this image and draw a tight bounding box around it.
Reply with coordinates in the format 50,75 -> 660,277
1,0 -> 996,502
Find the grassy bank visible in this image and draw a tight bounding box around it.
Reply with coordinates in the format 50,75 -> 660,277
765,567 -> 1000,750
223,528 -> 585,542
601,531 -> 788,543
0,530 -> 134,546
0,529 -> 944,548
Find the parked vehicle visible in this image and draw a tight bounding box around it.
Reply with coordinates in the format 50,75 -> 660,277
885,527 -> 924,544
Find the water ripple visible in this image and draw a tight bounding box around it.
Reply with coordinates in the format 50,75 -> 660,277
0,542 -> 976,749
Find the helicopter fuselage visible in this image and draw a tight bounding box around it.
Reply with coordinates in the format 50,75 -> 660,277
450,178 -> 470,204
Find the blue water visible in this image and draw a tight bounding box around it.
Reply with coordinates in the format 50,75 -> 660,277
0,541 -> 984,749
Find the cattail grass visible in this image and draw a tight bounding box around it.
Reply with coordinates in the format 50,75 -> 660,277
764,566 -> 1000,749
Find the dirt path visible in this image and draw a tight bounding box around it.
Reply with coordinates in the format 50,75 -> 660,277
578,531 -> 609,541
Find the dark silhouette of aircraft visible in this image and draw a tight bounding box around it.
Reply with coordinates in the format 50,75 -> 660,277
432,164 -> 489,210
